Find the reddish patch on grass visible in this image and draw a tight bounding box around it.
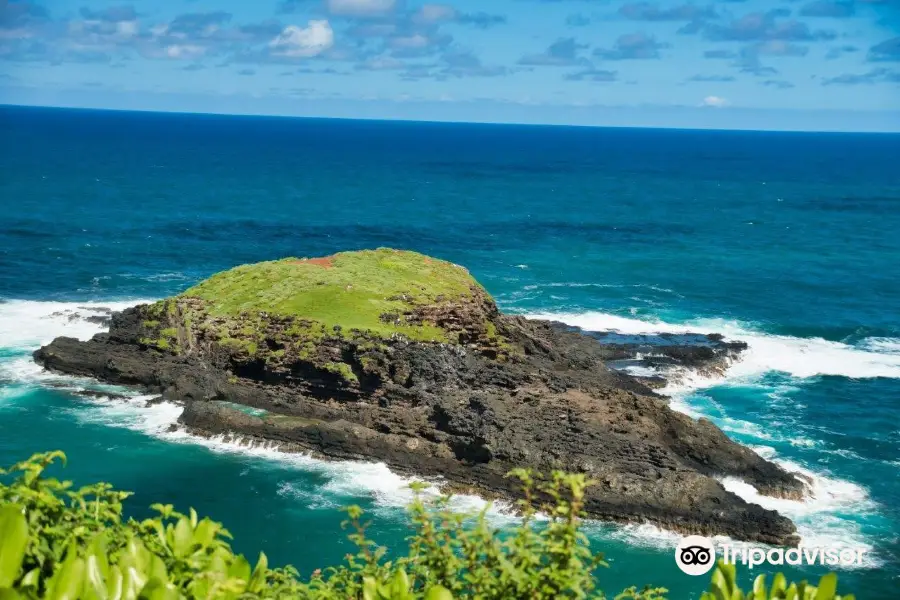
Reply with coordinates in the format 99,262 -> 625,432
291,256 -> 334,269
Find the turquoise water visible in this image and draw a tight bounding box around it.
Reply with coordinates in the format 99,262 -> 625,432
1,105 -> 898,597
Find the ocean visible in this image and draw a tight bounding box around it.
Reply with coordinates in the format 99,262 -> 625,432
1,105 -> 898,598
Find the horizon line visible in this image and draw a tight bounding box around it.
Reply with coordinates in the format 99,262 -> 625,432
3,102 -> 899,136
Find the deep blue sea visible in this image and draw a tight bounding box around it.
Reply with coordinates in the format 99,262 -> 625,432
1,105 -> 898,598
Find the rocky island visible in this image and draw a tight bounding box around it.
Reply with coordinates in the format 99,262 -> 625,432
34,249 -> 807,544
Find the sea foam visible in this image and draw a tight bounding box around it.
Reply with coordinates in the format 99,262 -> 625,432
524,311 -> 900,381
0,299 -> 154,350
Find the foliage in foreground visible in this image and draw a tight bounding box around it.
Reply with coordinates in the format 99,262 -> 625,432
700,562 -> 853,600
0,452 -> 855,599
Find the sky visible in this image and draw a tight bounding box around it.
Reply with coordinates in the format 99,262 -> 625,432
1,0 -> 899,130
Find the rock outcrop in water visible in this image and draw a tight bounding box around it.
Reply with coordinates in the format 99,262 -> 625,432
34,248 -> 806,544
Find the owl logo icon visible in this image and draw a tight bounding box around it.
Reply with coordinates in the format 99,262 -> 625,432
675,535 -> 716,576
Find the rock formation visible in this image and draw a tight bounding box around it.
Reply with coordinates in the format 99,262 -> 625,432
34,248 -> 806,544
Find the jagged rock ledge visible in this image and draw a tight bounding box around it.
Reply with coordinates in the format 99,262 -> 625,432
34,248 -> 806,544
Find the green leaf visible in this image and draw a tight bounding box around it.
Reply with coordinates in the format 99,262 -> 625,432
146,555 -> 167,585
121,566 -> 146,600
206,551 -> 229,577
171,518 -> 193,557
45,547 -> 86,600
104,566 -> 124,600
771,573 -> 787,595
190,520 -> 219,549
120,540 -> 150,596
362,576 -> 378,600
84,535 -> 111,600
149,504 -> 173,519
140,579 -> 180,600
424,585 -> 454,600
247,552 -> 268,592
189,578 -> 211,600
20,568 -> 40,589
708,567 -> 730,600
751,574 -> 767,600
0,505 -> 27,589
228,555 -> 251,583
719,562 -> 738,592
815,573 -> 838,600
785,582 -> 799,599
389,569 -> 410,597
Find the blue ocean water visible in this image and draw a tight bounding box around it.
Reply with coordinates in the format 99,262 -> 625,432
1,105 -> 898,598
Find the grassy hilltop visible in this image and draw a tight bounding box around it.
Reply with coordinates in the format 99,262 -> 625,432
136,249 -> 510,382
179,248 -> 489,343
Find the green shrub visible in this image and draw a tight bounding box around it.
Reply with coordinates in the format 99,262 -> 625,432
700,561 -> 854,600
0,452 -> 854,599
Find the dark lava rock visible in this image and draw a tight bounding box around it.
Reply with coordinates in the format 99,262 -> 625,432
32,252 -> 807,544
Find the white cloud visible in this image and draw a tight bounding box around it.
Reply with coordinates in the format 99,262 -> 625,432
164,44 -> 205,59
700,95 -> 729,108
414,4 -> 457,24
389,33 -> 430,49
269,20 -> 334,58
116,21 -> 139,38
67,16 -> 140,43
326,0 -> 397,18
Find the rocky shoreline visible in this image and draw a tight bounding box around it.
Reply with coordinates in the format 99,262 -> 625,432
33,250 -> 807,544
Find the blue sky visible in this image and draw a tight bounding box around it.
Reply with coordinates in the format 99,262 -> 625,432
1,0 -> 898,130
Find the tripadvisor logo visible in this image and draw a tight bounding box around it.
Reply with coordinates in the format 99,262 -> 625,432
675,535 -> 716,576
674,535 -> 870,576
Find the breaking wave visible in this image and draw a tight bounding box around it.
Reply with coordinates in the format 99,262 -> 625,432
524,311 -> 900,381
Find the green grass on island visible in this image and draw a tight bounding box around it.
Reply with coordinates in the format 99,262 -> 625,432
180,249 -> 487,343
136,249 -> 511,374
154,249 -> 494,344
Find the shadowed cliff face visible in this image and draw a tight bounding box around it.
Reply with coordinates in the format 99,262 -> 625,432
33,250 -> 807,544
